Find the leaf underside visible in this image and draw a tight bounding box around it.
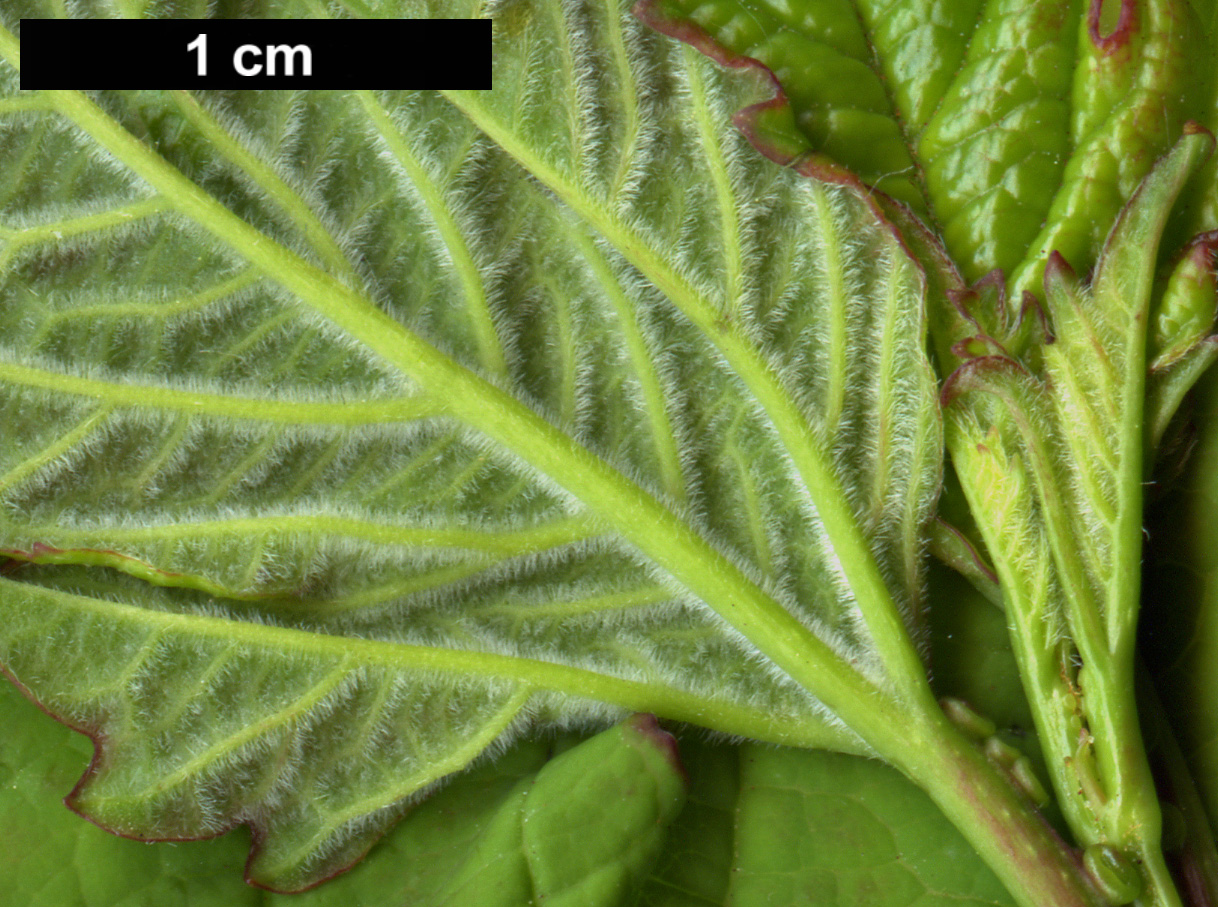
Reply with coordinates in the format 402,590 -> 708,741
0,0 -> 942,891
2,674 -> 1018,907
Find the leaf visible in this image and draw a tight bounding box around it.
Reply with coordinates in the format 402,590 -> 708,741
0,0 -> 950,893
638,0 -> 1218,300
432,714 -> 686,907
633,3 -> 1218,900
0,676 -> 261,907
0,677 -> 682,907
638,737 -> 1015,907
937,132 -> 1215,907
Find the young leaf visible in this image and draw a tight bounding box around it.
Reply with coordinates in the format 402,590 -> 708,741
638,0 -> 1216,324
638,3 -> 1218,903
942,128 -> 1215,907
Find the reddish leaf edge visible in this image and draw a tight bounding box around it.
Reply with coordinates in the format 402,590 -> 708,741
1088,0 -> 1136,55
631,0 -> 963,299
0,636 -> 683,894
0,659 -> 347,893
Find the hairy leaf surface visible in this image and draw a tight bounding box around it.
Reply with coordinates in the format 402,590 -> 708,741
0,679 -> 681,907
639,0 -> 1218,298
5,669 -> 1032,907
0,0 -> 943,891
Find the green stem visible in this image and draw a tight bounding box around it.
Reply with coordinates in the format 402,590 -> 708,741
894,713 -> 1103,907
1139,666 -> 1218,906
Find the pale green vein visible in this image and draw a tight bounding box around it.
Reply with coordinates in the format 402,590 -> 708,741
417,451 -> 490,508
294,688 -> 533,873
729,444 -> 774,577
902,390 -> 938,617
3,577 -> 866,752
32,513 -> 600,557
295,558 -> 502,614
684,46 -> 745,313
127,414 -> 189,494
1046,347 -> 1121,482
359,430 -> 457,505
813,184 -> 850,436
146,641 -> 241,736
35,83 -> 919,759
603,0 -> 644,197
568,226 -> 687,504
129,662 -> 354,801
548,1 -> 591,185
0,195 -> 168,266
39,270 -> 262,326
868,252 -> 902,528
0,120 -> 49,221
204,428 -> 284,505
83,627 -> 167,706
271,324 -> 322,382
237,535 -> 270,590
355,90 -> 509,378
0,94 -> 48,115
994,389 -> 1112,674
1056,311 -> 1123,421
282,435 -> 346,501
475,584 -> 674,621
442,87 -> 935,708
537,269 -> 579,426
206,310 -> 296,378
0,359 -> 438,425
168,91 -> 359,286
0,404 -> 110,496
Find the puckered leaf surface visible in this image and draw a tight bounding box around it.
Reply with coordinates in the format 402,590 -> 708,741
0,0 -> 942,892
638,0 -> 1218,296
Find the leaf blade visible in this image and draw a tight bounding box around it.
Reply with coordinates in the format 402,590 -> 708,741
0,1 -> 948,890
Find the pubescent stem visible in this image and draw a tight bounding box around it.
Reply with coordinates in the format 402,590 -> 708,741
885,709 -> 1105,907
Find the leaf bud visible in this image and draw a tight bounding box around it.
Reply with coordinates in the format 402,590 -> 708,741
940,698 -> 997,740
1010,756 -> 1050,807
983,736 -> 1021,768
1150,232 -> 1218,370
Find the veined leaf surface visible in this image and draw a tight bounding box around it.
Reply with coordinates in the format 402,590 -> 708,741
3,673 -> 1027,907
639,0 -> 1218,298
0,0 -> 942,892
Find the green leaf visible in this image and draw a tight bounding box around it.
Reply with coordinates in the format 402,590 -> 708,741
639,0 -> 1217,300
0,677 -> 682,907
1,557 -> 1044,907
940,130 -> 1214,906
0,676 -> 261,907
0,0 -> 961,894
639,738 -> 1015,907
433,714 -> 685,907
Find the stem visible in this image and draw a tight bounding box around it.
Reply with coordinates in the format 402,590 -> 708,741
1086,659 -> 1182,907
1139,664 -> 1218,906
892,712 -> 1103,907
